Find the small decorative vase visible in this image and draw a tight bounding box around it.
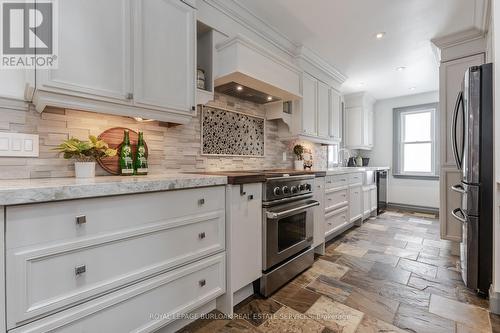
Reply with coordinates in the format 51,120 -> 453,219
294,160 -> 303,170
74,161 -> 96,178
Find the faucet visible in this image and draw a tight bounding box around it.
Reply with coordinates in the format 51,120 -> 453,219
338,148 -> 351,167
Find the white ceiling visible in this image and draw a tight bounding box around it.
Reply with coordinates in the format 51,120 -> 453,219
237,0 -> 485,100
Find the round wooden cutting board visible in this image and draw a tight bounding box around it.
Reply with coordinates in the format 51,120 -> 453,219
97,127 -> 148,175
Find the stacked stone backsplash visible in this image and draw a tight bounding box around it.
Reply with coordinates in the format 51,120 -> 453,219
0,93 -> 326,179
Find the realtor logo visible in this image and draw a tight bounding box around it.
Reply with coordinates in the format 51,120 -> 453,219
0,0 -> 58,68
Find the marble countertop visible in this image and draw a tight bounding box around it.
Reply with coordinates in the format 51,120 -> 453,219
323,166 -> 390,175
0,174 -> 227,206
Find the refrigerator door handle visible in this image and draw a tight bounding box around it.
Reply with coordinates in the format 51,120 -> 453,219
451,207 -> 467,224
451,91 -> 464,169
451,184 -> 466,194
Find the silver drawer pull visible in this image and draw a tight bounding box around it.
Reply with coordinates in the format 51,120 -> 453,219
198,198 -> 205,206
340,179 -> 347,181
75,265 -> 86,276
76,215 -> 86,225
199,279 -> 206,287
198,232 -> 206,239
341,194 -> 346,197
326,181 -> 332,184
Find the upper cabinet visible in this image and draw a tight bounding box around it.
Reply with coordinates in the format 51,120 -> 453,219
301,72 -> 318,136
29,0 -> 196,124
344,92 -> 375,150
329,89 -> 343,141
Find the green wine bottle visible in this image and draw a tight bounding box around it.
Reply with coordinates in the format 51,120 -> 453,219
134,132 -> 148,175
119,130 -> 134,176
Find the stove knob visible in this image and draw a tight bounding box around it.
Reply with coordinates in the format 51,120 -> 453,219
291,186 -> 299,194
273,187 -> 282,196
282,186 -> 290,194
299,184 -> 306,191
305,184 -> 312,191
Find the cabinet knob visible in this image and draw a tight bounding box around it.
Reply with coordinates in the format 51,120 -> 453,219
248,194 -> 254,200
198,232 -> 206,239
76,215 -> 86,225
75,265 -> 86,276
191,106 -> 196,111
198,198 -> 205,206
126,93 -> 133,100
199,279 -> 206,287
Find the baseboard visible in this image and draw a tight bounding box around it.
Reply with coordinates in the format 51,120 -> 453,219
490,285 -> 500,314
387,202 -> 439,216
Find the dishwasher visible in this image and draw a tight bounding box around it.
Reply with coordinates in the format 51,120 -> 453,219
376,170 -> 387,214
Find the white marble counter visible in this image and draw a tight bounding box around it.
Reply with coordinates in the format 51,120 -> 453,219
0,174 -> 227,206
323,166 -> 390,175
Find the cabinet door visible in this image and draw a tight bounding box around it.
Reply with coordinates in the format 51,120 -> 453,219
313,178 -> 325,248
36,0 -> 131,102
317,81 -> 330,138
133,0 -> 196,113
301,73 -> 317,135
440,54 -> 484,167
349,186 -> 362,222
345,106 -> 363,148
440,168 -> 462,242
329,89 -> 342,141
364,109 -> 374,147
228,184 -> 262,292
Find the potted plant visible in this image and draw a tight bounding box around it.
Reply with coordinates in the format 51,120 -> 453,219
293,144 -> 305,170
54,135 -> 117,178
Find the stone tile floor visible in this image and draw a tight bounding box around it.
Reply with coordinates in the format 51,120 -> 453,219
178,210 -> 500,333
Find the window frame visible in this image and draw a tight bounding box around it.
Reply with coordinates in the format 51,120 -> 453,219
393,103 -> 439,180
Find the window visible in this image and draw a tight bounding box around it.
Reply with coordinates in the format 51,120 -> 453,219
393,103 -> 439,179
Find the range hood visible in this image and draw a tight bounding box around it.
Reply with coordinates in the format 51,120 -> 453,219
214,35 -> 301,104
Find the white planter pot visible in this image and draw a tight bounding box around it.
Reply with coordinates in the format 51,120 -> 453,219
74,161 -> 96,178
294,160 -> 303,171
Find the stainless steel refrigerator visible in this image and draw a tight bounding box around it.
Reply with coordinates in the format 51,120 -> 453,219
450,63 -> 493,296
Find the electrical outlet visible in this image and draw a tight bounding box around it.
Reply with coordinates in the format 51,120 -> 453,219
0,132 -> 39,157
282,151 -> 287,161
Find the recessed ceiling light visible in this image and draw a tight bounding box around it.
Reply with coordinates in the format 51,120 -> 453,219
396,66 -> 406,72
236,85 -> 243,91
409,87 -> 416,91
375,32 -> 386,39
267,96 -> 273,101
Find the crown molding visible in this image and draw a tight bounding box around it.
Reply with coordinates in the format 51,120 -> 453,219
431,27 -> 485,50
202,0 -> 348,84
294,46 -> 347,84
202,0 -> 298,57
474,0 -> 491,32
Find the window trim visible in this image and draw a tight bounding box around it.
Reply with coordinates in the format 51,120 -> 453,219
393,103 -> 439,180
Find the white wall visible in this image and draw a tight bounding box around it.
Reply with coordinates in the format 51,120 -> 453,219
367,91 -> 440,208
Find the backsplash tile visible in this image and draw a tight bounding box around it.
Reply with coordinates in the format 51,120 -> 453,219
0,93 -> 326,179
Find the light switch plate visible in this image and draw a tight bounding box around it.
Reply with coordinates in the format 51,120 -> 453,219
0,132 -> 39,157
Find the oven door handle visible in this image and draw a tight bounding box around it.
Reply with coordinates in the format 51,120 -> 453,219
266,201 -> 319,219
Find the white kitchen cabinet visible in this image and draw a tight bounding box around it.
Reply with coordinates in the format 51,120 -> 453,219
0,70 -> 29,101
30,0 -> 196,124
349,186 -> 362,223
317,81 -> 330,138
4,186 -> 226,331
363,187 -> 371,220
133,0 -> 196,114
301,72 -> 318,136
35,0 -> 132,102
313,177 -> 325,254
217,183 -> 262,314
329,88 -> 342,142
344,92 -> 375,150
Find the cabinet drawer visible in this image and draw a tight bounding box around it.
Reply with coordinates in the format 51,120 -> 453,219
10,254 -> 226,333
7,210 -> 225,328
6,186 -> 225,249
349,173 -> 363,185
325,174 -> 348,189
324,188 -> 348,212
325,207 -> 349,236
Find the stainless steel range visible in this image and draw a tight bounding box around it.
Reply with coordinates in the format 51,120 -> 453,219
260,174 -> 318,297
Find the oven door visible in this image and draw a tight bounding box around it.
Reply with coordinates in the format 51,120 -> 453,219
263,199 -> 318,270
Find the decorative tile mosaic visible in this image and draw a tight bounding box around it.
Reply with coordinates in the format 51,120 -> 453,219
201,105 -> 265,156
